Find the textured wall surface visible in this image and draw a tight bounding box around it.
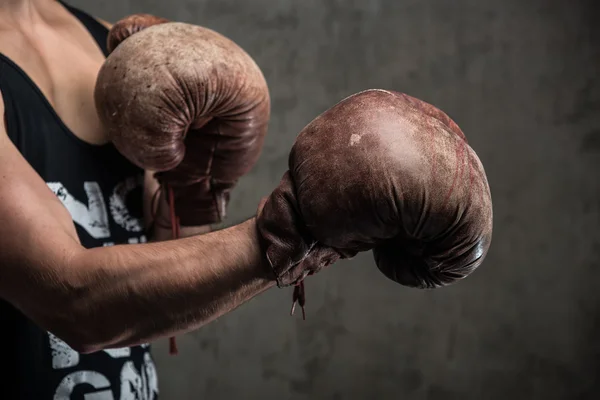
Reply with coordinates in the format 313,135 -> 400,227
70,0 -> 600,398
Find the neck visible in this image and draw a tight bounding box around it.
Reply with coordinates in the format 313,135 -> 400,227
0,0 -> 51,26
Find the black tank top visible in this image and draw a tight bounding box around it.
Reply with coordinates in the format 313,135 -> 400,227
0,3 -> 159,399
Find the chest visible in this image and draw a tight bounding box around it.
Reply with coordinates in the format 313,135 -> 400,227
0,23 -> 108,145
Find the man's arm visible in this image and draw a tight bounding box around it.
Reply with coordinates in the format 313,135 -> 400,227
0,94 -> 275,354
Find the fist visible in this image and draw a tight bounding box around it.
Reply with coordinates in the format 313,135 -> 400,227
258,89 -> 493,288
95,15 -> 270,226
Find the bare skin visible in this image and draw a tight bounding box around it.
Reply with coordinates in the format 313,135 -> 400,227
0,0 -> 275,353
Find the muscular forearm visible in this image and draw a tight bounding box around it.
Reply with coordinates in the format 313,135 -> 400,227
29,218 -> 274,353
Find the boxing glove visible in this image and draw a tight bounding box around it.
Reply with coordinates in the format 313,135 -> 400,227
258,89 -> 493,290
106,14 -> 169,54
95,14 -> 270,227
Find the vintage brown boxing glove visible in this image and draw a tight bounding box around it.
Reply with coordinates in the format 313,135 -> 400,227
257,89 -> 493,314
95,14 -> 270,227
106,14 -> 169,54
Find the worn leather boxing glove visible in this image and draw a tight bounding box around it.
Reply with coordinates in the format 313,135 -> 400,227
95,14 -> 270,227
106,14 -> 169,54
258,89 -> 493,292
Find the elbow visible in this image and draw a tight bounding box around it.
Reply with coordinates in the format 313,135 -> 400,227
43,258 -> 124,353
64,337 -> 103,355
6,248 -> 126,353
47,317 -> 111,354
49,318 -> 119,354
42,301 -> 121,354
65,328 -> 108,354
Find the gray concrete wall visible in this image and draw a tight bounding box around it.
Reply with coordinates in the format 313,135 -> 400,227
70,0 -> 600,398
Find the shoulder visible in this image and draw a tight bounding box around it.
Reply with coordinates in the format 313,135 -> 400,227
96,18 -> 113,30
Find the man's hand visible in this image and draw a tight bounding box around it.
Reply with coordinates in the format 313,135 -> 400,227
257,89 -> 493,289
96,14 -> 270,231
